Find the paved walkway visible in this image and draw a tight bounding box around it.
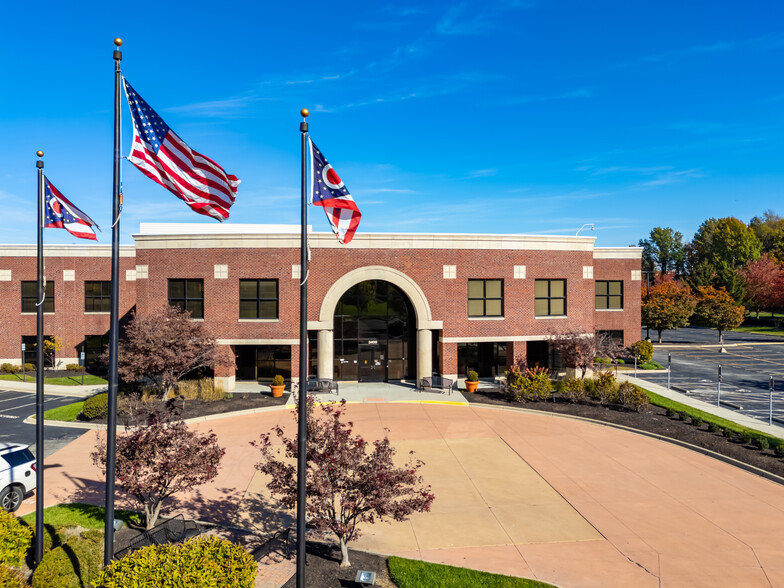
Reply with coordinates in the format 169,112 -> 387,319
18,397 -> 784,588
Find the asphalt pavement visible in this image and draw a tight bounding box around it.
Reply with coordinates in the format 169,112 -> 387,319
0,389 -> 87,457
634,326 -> 784,427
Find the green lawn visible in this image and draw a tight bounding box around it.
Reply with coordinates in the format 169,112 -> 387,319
42,401 -> 85,422
0,373 -> 107,385
388,556 -> 557,588
644,388 -> 784,448
21,502 -> 142,529
733,325 -> 784,337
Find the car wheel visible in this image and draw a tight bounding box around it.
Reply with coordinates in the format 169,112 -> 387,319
0,486 -> 24,512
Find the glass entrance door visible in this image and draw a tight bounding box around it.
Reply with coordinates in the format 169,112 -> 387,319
358,344 -> 386,382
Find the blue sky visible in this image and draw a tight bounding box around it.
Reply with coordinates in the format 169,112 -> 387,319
1,0 -> 783,247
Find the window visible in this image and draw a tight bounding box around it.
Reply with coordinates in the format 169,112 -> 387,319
595,280 -> 623,309
83,335 -> 109,371
168,279 -> 204,319
85,281 -> 111,312
239,279 -> 278,319
22,281 -> 54,313
468,279 -> 503,317
534,279 -> 566,316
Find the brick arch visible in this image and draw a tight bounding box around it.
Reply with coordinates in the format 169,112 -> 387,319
314,266 -> 442,330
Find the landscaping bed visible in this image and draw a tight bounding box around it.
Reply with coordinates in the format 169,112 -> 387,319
465,386 -> 784,479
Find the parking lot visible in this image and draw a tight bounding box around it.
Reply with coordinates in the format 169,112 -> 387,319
634,327 -> 784,426
0,389 -> 87,457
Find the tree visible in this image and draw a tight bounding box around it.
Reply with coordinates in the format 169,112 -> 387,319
254,398 -> 434,567
689,217 -> 762,300
114,305 -> 235,397
692,285 -> 746,347
641,281 -> 697,343
749,210 -> 784,263
549,329 -> 595,378
638,227 -> 685,277
92,408 -> 224,529
737,253 -> 783,318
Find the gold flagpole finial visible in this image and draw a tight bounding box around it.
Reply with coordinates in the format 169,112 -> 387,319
36,150 -> 44,158
114,38 -> 123,47
300,108 -> 309,119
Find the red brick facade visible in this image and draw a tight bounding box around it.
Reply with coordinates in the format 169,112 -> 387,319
0,226 -> 641,383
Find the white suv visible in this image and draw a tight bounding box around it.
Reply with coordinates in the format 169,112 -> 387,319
0,443 -> 36,512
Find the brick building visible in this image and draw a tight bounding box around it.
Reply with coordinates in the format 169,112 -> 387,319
0,223 -> 641,390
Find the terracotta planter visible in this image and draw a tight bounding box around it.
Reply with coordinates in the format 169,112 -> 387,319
270,385 -> 285,398
465,380 -> 479,393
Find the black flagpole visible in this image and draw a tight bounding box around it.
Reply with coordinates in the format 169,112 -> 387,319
34,150 -> 45,567
104,37 -> 122,567
297,108 -> 309,588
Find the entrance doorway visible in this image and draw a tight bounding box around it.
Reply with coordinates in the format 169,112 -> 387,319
359,344 -> 386,382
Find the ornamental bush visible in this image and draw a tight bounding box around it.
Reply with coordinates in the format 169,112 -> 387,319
593,370 -> 618,405
562,378 -> 587,403
0,510 -> 32,568
630,340 -> 654,363
95,536 -> 255,588
0,364 -> 19,375
272,374 -> 285,387
65,364 -> 83,372
0,565 -> 27,588
81,393 -> 109,420
24,364 -> 34,373
31,534 -> 103,588
617,382 -> 649,412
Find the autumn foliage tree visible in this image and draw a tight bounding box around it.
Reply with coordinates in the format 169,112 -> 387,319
641,280 -> 697,343
737,253 -> 783,318
114,305 -> 235,397
254,398 -> 435,567
549,329 -> 596,378
692,285 -> 746,347
92,408 -> 224,529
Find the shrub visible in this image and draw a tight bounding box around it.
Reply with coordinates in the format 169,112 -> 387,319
722,428 -> 734,439
630,340 -> 654,363
31,535 -> 102,588
175,380 -> 201,401
65,364 -> 84,372
641,361 -> 663,370
707,422 -> 719,433
0,511 -> 32,567
272,374 -> 285,387
618,382 -> 649,412
691,416 -> 703,427
562,378 -> 587,403
0,566 -> 27,588
740,431 -> 753,445
775,444 -> 784,458
593,357 -> 610,364
466,370 -> 479,382
678,411 -> 688,421
594,370 -> 618,404
24,363 -> 34,373
81,393 -> 109,420
198,378 -> 226,402
0,364 -> 19,375
616,359 -> 625,364
95,536 -> 255,588
505,366 -> 551,402
583,378 -> 597,396
758,438 -> 770,451
665,408 -> 675,417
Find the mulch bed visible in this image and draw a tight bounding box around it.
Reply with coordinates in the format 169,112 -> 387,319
282,541 -> 395,588
464,387 -> 784,480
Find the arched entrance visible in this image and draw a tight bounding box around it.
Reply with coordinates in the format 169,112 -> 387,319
333,280 -> 415,382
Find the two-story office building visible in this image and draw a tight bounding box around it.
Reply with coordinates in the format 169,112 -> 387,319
0,223 -> 641,390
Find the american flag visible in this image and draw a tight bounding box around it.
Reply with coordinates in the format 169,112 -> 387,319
123,79 -> 240,221
44,177 -> 99,240
309,138 -> 361,244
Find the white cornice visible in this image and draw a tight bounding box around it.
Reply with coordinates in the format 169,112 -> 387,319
593,247 -> 642,259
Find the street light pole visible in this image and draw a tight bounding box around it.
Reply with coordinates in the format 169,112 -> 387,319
644,270 -> 651,342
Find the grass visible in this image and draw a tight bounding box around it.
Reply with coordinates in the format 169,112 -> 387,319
0,373 -> 107,385
732,325 -> 784,337
388,556 -> 557,588
640,360 -> 663,370
20,502 -> 142,529
42,401 -> 85,422
644,388 -> 784,449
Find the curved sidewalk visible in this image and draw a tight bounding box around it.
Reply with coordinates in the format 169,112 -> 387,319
20,402 -> 784,588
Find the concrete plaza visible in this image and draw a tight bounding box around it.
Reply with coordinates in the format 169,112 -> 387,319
18,397 -> 784,588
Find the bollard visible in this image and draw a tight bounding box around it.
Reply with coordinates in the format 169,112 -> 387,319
667,352 -> 671,390
717,364 -> 722,408
634,351 -> 638,377
770,376 -> 774,426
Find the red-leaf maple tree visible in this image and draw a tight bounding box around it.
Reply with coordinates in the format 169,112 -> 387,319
113,305 -> 235,397
549,329 -> 596,378
254,398 -> 435,567
92,409 -> 224,529
737,253 -> 783,318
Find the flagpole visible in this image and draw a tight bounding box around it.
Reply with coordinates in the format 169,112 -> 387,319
104,36 -> 122,567
297,108 -> 309,588
34,150 -> 45,567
